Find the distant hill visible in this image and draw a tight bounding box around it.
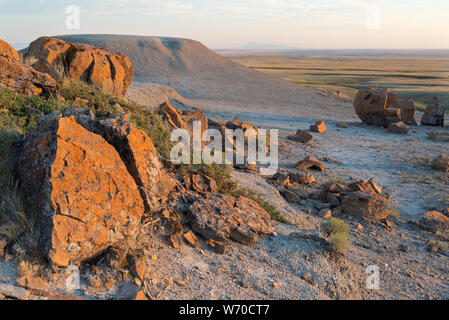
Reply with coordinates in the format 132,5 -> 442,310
235,42 -> 297,51
53,34 -> 318,106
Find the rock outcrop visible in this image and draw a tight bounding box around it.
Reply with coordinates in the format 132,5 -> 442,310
26,37 -> 133,97
187,193 -> 275,246
0,39 -> 56,96
353,87 -> 401,127
18,112 -> 145,266
62,108 -> 174,212
421,97 -> 445,127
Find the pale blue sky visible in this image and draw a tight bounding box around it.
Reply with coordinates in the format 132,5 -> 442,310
1,0 -> 448,49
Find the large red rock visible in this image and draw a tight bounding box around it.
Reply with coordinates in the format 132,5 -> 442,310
399,98 -> 417,126
18,112 -> 145,266
0,39 -> 56,96
187,193 -> 275,246
27,37 -> 133,97
353,87 -> 401,127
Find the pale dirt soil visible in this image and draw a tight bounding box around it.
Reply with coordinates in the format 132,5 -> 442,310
1,55 -> 448,299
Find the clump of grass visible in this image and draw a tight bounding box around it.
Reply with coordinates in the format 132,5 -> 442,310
321,218 -> 350,256
427,240 -> 448,253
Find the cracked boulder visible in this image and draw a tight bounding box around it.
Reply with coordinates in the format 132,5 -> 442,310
353,87 -> 401,127
26,37 -> 133,97
18,112 -> 145,266
0,39 -> 56,96
62,108 -> 174,212
187,193 -> 275,246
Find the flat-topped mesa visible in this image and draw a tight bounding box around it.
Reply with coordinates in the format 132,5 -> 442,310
0,39 -> 56,96
26,36 -> 133,97
353,87 -> 402,128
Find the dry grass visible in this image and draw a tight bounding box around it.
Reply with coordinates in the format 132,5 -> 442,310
229,54 -> 449,110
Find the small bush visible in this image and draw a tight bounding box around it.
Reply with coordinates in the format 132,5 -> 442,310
321,218 -> 350,237
321,218 -> 350,256
328,232 -> 350,255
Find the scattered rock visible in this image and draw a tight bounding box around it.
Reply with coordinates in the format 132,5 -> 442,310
295,156 -> 325,172
336,122 -> 349,128
289,172 -> 315,185
316,202 -> 331,210
18,113 -> 145,266
183,231 -> 200,248
420,211 -> 449,233
16,276 -> 49,296
27,37 -> 133,97
431,154 -> 449,171
341,191 -> 389,221
310,120 -> 326,133
355,223 -> 364,232
353,87 -> 401,127
183,174 -> 218,194
287,129 -> 313,143
319,209 -> 332,219
166,236 -> 180,250
115,281 -> 141,300
136,290 -> 148,300
187,193 -> 275,246
388,122 -> 409,134
327,183 -> 352,194
0,283 -> 30,300
427,131 -> 449,143
158,101 -> 188,130
0,39 -> 56,96
421,97 -> 445,127
400,99 -> 417,126
128,255 -> 149,281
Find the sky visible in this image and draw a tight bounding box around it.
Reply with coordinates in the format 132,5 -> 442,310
1,0 -> 449,50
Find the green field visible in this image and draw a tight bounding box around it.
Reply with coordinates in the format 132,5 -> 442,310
228,54 -> 449,111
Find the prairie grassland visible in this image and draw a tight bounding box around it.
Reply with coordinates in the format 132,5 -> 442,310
228,54 -> 449,111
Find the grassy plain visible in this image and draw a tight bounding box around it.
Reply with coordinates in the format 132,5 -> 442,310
226,54 -> 449,111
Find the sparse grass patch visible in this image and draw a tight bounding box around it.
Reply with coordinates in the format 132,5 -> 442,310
321,218 -> 350,256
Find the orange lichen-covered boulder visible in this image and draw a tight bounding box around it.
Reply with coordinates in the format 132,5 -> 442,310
18,112 -> 144,266
0,39 -> 56,96
157,101 -> 189,130
0,39 -> 20,61
353,87 -> 402,127
62,108 -> 174,212
95,114 -> 174,211
27,37 -> 133,97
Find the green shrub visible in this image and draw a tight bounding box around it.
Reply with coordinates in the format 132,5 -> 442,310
321,218 -> 350,237
327,232 -> 350,255
321,218 -> 350,256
